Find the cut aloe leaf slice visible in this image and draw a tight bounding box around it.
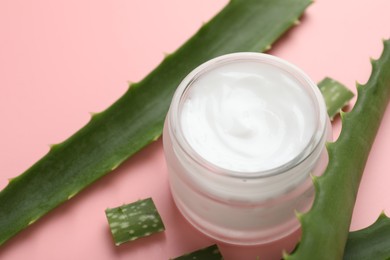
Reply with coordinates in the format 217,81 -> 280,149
105,198 -> 165,246
318,77 -> 354,120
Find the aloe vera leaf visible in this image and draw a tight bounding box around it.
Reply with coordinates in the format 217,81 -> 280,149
171,245 -> 222,260
318,77 -> 355,120
105,198 -> 165,246
343,213 -> 390,260
0,0 -> 312,246
286,39 -> 390,259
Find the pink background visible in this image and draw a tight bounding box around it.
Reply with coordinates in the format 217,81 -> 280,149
1,0 -> 389,259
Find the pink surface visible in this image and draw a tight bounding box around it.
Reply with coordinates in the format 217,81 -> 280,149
0,0 -> 389,259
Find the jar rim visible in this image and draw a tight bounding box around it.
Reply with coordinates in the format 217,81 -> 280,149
168,52 -> 329,179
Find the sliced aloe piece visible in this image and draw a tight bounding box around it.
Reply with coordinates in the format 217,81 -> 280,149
105,198 -> 164,246
318,77 -> 354,120
172,245 -> 222,260
0,0 -> 312,246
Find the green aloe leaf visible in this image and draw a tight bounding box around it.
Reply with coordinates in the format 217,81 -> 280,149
286,39 -> 390,259
344,213 -> 390,260
171,245 -> 222,260
0,0 -> 312,246
105,198 -> 165,246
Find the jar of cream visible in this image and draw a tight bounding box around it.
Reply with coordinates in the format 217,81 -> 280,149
163,53 -> 331,245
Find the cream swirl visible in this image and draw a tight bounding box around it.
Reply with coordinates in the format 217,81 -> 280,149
180,60 -> 316,173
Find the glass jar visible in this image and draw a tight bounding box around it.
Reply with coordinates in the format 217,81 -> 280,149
163,53 -> 331,245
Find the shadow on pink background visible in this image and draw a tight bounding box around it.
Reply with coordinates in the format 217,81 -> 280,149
1,0 -> 390,259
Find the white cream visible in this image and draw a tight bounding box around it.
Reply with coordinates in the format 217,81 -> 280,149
180,61 -> 316,172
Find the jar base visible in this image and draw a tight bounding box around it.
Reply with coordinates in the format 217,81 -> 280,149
172,191 -> 302,246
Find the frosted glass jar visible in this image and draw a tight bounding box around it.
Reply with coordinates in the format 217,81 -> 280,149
163,53 -> 331,245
